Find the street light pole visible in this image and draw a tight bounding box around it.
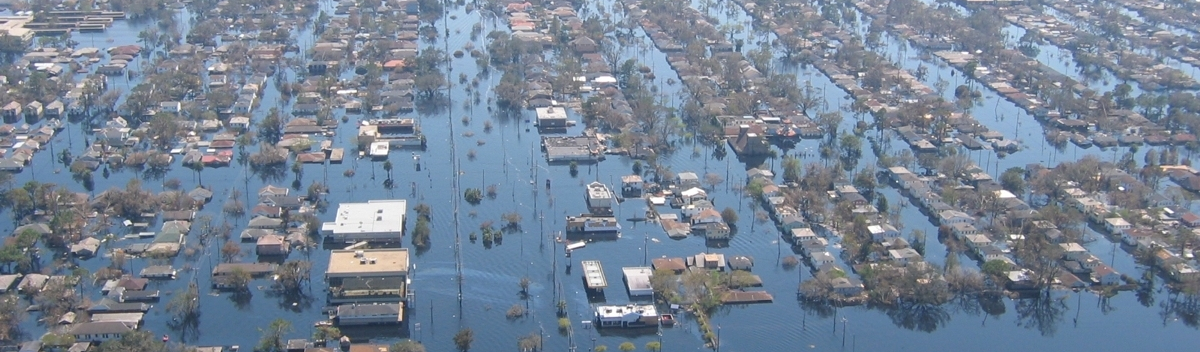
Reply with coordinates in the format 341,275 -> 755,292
842,318 -> 847,348
716,325 -> 722,352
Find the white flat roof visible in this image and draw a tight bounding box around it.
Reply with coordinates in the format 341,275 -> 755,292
327,248 -> 410,277
622,267 -> 653,296
322,200 -> 407,235
595,304 -> 656,319
535,106 -> 568,120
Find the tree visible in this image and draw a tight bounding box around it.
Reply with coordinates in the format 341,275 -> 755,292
147,112 -> 181,149
618,341 -> 636,352
721,207 -> 739,225
0,294 -> 24,340
1000,167 -> 1026,195
519,276 -> 532,295
166,282 -> 200,322
275,260 -> 312,293
645,341 -> 662,352
221,240 -> 241,262
704,173 -> 724,189
188,160 -> 205,186
503,212 -> 523,229
981,259 -> 1011,279
453,328 -> 474,351
258,108 -> 285,144
227,267 -> 252,293
313,326 -> 341,343
390,340 -> 426,352
256,318 -> 292,352
95,331 -> 164,352
782,156 -> 801,183
383,160 -> 393,180
412,49 -> 448,98
517,332 -> 542,351
464,188 -> 483,205
411,217 -> 431,248
649,268 -> 679,302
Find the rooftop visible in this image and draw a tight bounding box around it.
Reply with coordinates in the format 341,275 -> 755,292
326,248 -> 410,278
595,304 -> 656,319
622,267 -> 653,295
336,303 -> 403,318
535,106 -> 568,121
586,182 -> 614,200
322,200 -> 407,235
582,260 -> 607,289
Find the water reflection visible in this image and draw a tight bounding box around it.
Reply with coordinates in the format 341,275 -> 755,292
1014,292 -> 1069,336
1159,287 -> 1200,328
167,314 -> 201,343
229,291 -> 253,311
884,301 -> 950,333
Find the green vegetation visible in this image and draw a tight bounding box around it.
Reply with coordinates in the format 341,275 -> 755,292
721,207 -> 739,225
558,317 -> 571,333
464,188 -> 483,205
646,341 -> 662,352
313,326 -> 342,342
255,318 -> 292,352
390,340 -> 426,352
1000,167 -> 1026,194
453,328 -> 474,351
412,217 -> 432,248
619,342 -> 636,352
96,331 -> 164,352
506,304 -> 525,319
517,332 -> 542,351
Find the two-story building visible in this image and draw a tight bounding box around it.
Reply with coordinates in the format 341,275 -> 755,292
326,249 -> 411,305
321,200 -> 408,243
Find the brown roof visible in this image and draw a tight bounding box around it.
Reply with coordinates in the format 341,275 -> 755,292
651,257 -> 686,273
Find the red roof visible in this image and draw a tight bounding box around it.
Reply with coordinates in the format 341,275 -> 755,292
1182,212 -> 1200,226
201,155 -> 231,166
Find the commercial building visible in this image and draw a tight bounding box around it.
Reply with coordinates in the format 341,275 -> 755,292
595,304 -> 659,328
326,249 -> 411,304
322,200 -> 407,243
622,267 -> 653,297
535,106 -> 568,129
334,303 -> 404,326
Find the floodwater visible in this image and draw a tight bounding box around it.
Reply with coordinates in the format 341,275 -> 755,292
7,0 -> 1200,351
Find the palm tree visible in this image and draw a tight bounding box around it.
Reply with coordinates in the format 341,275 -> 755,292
188,161 -> 205,186
383,160 -> 393,180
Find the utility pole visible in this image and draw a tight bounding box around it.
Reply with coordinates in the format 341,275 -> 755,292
842,318 -> 847,348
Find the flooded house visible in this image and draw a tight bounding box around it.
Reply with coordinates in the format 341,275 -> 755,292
256,234 -> 291,256
620,175 -> 643,195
